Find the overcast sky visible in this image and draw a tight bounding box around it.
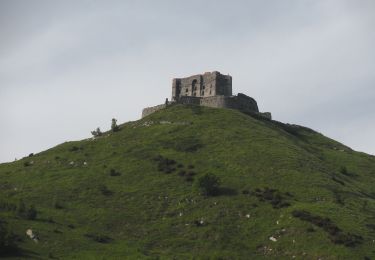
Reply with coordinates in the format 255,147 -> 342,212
0,0 -> 374,163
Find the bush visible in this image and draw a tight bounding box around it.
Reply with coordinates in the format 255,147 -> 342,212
16,200 -> 37,220
154,156 -> 177,174
109,168 -> 121,176
340,166 -> 348,175
185,175 -> 194,182
292,210 -> 363,247
254,187 -> 291,208
0,222 -> 18,254
306,227 -> 315,232
26,206 -> 37,220
23,161 -> 31,167
197,173 -> 220,196
111,118 -> 119,132
84,233 -> 112,243
91,127 -> 102,137
99,185 -> 112,196
0,200 -> 16,212
69,146 -> 80,152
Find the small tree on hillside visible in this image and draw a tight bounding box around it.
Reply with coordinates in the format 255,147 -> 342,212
197,173 -> 221,196
111,118 -> 119,132
91,127 -> 102,137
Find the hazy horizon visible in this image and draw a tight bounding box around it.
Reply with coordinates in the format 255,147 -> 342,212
1,0 -> 374,163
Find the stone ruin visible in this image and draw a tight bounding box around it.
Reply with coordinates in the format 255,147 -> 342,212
142,71 -> 271,119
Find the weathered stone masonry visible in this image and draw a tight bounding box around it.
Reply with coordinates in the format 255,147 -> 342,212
142,71 -> 271,119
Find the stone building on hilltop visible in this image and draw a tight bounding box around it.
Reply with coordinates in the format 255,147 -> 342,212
172,71 -> 232,99
142,71 -> 271,119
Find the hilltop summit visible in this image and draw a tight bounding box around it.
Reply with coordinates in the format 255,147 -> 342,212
142,71 -> 271,119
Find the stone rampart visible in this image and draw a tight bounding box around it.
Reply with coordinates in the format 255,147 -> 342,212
178,96 -> 201,105
142,104 -> 167,118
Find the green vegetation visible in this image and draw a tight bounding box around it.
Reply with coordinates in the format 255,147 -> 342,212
197,173 -> 221,196
0,222 -> 18,255
111,118 -> 119,132
91,127 -> 102,137
0,104 -> 375,259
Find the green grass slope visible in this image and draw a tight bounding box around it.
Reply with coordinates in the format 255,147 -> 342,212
1,104 -> 375,259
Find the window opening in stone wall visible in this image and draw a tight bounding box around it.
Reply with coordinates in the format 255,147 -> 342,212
192,79 -> 197,91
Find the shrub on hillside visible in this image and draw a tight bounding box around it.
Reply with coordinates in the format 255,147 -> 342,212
84,233 -> 112,243
16,200 -> 26,218
109,168 -> 121,176
254,187 -> 291,208
178,170 -> 186,176
197,173 -> 220,196
339,166 -> 357,177
0,200 -> 17,212
16,200 -> 37,220
292,210 -> 363,247
23,161 -> 31,167
111,118 -> 119,132
91,127 -> 102,137
340,166 -> 348,175
0,222 -> 18,255
184,171 -> 196,182
154,156 -> 176,174
99,185 -> 112,196
242,189 -> 250,195
69,146 -> 80,152
26,206 -> 37,220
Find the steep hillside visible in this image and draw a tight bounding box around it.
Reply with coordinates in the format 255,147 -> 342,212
1,104 -> 375,259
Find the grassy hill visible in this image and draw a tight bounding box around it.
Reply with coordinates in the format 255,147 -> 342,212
1,104 -> 375,259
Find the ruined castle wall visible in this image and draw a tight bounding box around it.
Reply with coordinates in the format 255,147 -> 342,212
200,95 -> 226,108
178,96 -> 201,105
225,93 -> 259,112
172,71 -> 232,100
180,75 -> 202,97
215,74 -> 232,96
202,72 -> 218,97
142,104 -> 166,118
142,93 -> 262,118
199,93 -> 258,112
